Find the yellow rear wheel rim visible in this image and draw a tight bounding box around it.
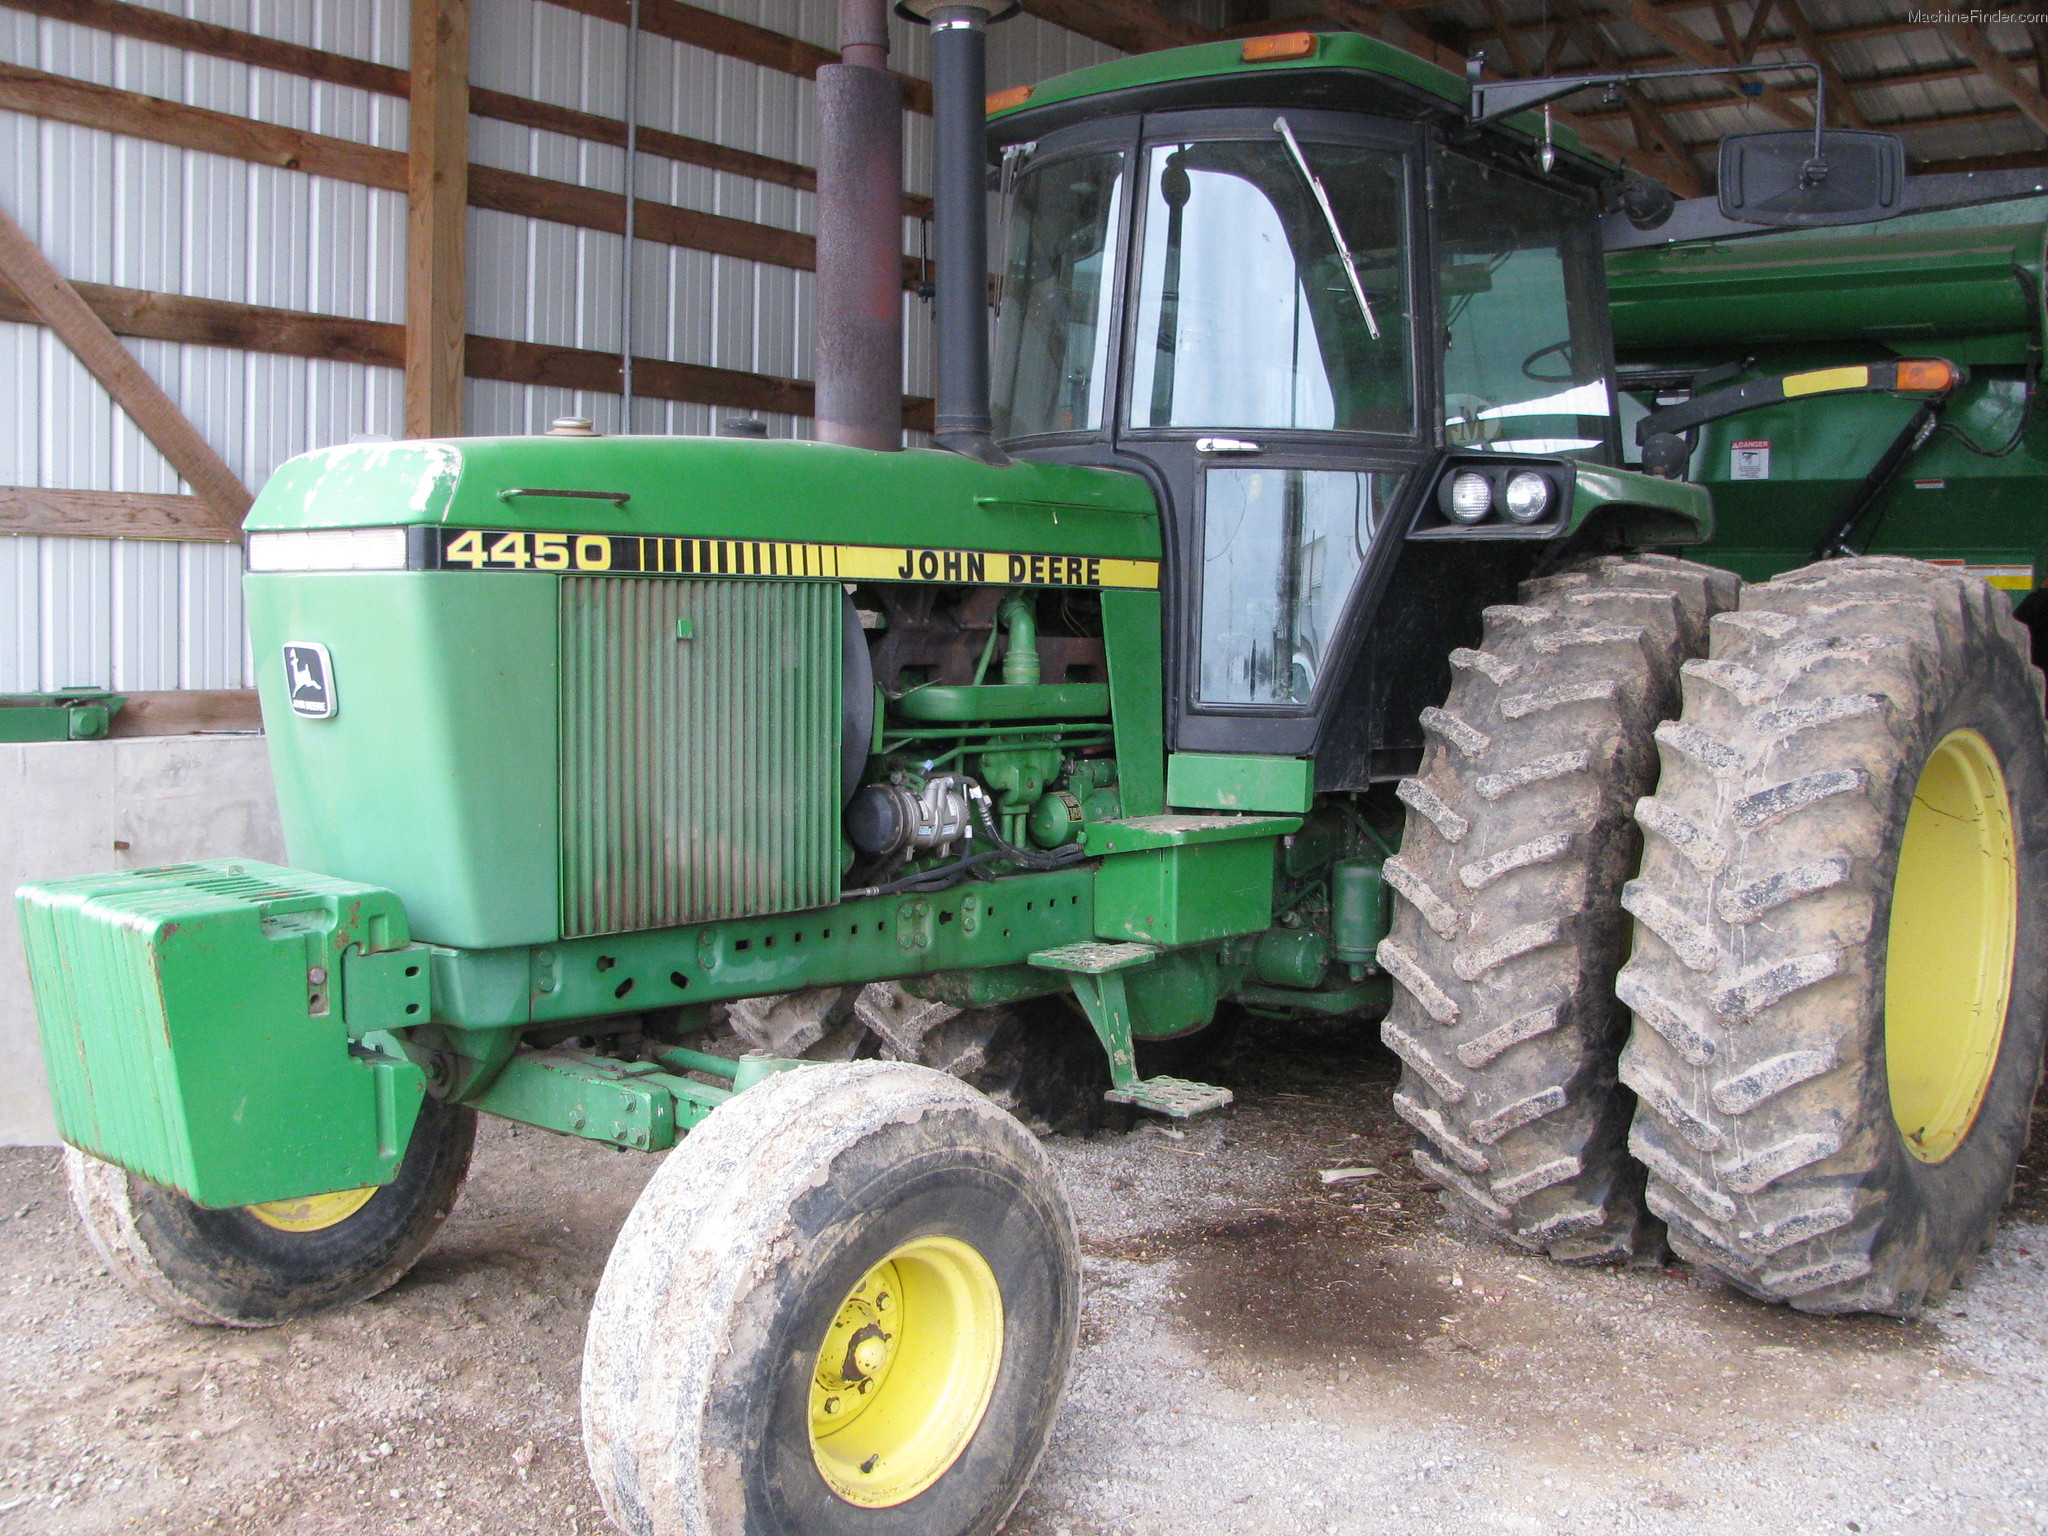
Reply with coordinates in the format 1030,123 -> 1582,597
245,1186 -> 378,1232
1886,728 -> 2019,1164
808,1235 -> 1004,1508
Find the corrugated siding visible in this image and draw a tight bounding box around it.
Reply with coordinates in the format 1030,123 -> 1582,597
559,575 -> 841,934
2,0 -> 1118,687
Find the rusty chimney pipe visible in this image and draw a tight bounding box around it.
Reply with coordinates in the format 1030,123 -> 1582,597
813,0 -> 904,450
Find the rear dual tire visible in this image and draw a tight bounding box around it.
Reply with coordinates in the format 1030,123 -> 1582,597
1620,557 -> 2048,1314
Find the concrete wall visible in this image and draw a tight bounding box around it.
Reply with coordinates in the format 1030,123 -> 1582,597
0,733 -> 283,1146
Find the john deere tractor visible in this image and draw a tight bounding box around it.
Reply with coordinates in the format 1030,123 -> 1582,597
21,9 -> 2048,1535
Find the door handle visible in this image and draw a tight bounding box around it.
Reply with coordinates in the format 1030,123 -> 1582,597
1194,438 -> 1262,454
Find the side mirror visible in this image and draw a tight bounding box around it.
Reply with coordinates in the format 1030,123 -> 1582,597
1718,129 -> 1906,227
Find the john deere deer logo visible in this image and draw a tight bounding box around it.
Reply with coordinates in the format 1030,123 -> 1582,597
282,643 -> 335,720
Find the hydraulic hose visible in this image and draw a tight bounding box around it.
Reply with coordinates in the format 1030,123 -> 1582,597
971,795 -> 1087,871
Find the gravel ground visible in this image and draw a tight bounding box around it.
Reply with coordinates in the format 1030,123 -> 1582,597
4,1018 -> 2047,1535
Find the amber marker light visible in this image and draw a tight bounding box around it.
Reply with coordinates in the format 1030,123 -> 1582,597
1895,359 -> 1959,394
985,85 -> 1032,114
1241,31 -> 1318,62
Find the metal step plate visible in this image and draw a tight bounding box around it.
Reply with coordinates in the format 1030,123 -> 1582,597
1028,940 -> 1161,974
1105,1075 -> 1234,1119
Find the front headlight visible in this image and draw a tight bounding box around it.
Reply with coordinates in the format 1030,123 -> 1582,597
1440,470 -> 1493,525
1502,471 -> 1552,524
246,527 -> 409,572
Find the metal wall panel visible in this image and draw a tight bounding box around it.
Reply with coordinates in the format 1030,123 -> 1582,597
4,0 -> 1116,691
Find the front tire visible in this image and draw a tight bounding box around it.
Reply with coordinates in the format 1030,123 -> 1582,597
65,1094 -> 475,1327
581,1061 -> 1080,1536
1620,558 -> 2048,1314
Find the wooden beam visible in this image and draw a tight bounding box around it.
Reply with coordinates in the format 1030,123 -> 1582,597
545,0 -> 933,114
1019,0 -> 1199,53
1286,0 -> 1661,179
407,0 -> 468,439
1569,54 -> 2042,126
1704,0 -> 1745,69
1480,0 -> 1534,76
0,204 -> 249,530
3,0 -> 406,91
1774,0 -> 1867,127
0,486 -> 237,541
1578,97 -> 2028,151
1929,7 -> 2048,138
0,65 -> 930,286
0,0 -> 934,218
0,62 -> 404,186
0,278 -> 938,431
1547,0 -> 1708,194
1615,0 -> 1812,128
1738,0 -> 1776,63
107,690 -> 263,737
469,164 -> 815,270
1474,1 -> 2027,78
470,87 -> 933,217
0,280 -> 403,361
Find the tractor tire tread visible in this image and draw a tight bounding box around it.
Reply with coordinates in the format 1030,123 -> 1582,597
1380,555 -> 1739,1261
1618,556 -> 2048,1315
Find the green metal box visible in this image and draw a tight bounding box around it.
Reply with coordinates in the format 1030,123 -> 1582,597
18,860 -> 427,1208
1166,752 -> 1314,814
1086,816 -> 1291,947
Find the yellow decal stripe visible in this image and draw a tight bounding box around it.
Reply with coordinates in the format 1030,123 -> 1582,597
1783,365 -> 1871,398
1927,559 -> 2033,592
434,528 -> 1158,589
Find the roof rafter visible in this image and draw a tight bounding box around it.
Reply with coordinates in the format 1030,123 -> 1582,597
1615,0 -> 1811,127
1549,0 -> 1709,194
1772,0 -> 1867,127
1925,4 -> 2048,137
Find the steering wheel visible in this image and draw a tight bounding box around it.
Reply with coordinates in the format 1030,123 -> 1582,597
1521,338 -> 1578,384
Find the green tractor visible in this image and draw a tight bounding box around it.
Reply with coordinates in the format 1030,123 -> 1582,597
19,10 -> 2048,1535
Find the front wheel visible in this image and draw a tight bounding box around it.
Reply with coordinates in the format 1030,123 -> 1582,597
66,1093 -> 475,1327
581,1061 -> 1080,1536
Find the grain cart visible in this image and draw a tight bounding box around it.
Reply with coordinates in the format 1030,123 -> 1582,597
19,13 -> 2045,1536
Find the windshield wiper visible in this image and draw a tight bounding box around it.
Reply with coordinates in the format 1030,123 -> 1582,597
1273,115 -> 1381,341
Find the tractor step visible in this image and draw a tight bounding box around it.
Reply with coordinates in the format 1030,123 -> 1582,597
1027,940 -> 1161,974
1105,1075 -> 1234,1119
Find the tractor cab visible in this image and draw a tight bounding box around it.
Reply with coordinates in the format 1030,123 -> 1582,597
985,35 -> 1627,781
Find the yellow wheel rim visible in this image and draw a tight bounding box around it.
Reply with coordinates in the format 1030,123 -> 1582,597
245,1186 -> 378,1232
808,1235 -> 1004,1508
1886,728 -> 2019,1164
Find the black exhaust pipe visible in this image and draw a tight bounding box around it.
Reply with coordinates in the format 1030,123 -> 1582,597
898,1 -> 1017,465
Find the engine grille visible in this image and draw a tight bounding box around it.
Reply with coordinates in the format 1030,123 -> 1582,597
560,576 -> 841,937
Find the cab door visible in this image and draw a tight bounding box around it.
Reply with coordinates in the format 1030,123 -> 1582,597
1104,107 -> 1437,759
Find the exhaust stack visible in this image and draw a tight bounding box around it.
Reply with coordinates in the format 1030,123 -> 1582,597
898,1 -> 1016,465
814,0 -> 904,451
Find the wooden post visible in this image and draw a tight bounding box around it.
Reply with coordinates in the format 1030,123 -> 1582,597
406,0 -> 469,439
0,200 -> 250,532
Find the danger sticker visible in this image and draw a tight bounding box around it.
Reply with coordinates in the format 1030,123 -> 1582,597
1730,440 -> 1771,480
